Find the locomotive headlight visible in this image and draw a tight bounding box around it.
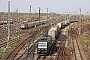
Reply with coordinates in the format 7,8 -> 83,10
45,49 -> 47,50
38,48 -> 40,50
38,51 -> 40,53
45,51 -> 47,53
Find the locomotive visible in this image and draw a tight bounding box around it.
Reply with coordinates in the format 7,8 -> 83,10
37,35 -> 52,55
20,21 -> 28,29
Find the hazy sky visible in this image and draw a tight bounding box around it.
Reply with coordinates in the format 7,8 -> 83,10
0,0 -> 90,14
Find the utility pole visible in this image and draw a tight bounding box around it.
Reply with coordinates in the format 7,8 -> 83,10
87,11 -> 88,22
67,10 -> 69,24
35,11 -> 36,21
64,12 -> 66,25
84,14 -> 86,20
67,10 -> 68,20
38,7 -> 40,23
35,11 -> 37,28
29,5 -> 32,22
16,8 -> 18,28
2,14 -> 4,21
79,8 -> 81,35
46,8 -> 48,21
74,12 -> 76,20
7,0 -> 10,48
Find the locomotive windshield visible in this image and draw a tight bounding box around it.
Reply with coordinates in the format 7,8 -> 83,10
38,42 -> 47,48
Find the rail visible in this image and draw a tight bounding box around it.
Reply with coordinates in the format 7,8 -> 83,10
6,30 -> 38,60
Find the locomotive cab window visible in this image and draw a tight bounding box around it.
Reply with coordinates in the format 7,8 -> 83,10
38,42 -> 47,48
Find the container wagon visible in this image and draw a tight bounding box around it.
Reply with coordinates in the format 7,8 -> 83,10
48,27 -> 58,40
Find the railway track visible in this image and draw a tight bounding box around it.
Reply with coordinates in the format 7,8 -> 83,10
70,28 -> 83,60
6,30 -> 39,60
36,39 -> 69,60
55,33 -> 71,60
15,25 -> 51,60
0,20 -> 59,59
72,37 -> 83,60
0,29 -> 30,49
37,39 -> 57,60
15,36 -> 37,60
76,38 -> 83,60
0,24 -> 37,49
0,20 -> 52,49
5,25 -> 51,60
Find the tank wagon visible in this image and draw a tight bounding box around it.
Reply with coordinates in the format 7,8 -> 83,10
37,35 -> 52,55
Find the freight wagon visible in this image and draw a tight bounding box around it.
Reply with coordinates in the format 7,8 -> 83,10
48,27 -> 58,40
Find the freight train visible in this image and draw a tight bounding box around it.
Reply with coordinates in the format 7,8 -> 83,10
20,20 -> 47,29
37,20 -> 72,55
37,22 -> 63,55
